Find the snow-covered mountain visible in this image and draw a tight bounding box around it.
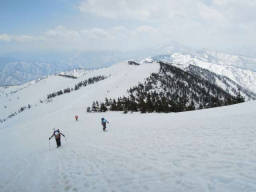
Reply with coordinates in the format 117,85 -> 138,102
151,51 -> 256,94
1,59 -> 255,123
1,60 -> 256,192
0,61 -> 159,121
92,61 -> 255,114
153,49 -> 256,71
186,65 -> 256,100
141,55 -> 256,100
194,50 -> 256,71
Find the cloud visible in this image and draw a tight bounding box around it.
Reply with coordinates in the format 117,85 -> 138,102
0,34 -> 12,42
0,25 -> 165,51
45,26 -> 80,40
78,0 -> 160,20
78,0 -> 223,22
77,0 -> 256,37
78,0 -> 256,24
0,34 -> 35,42
135,25 -> 157,33
1,0 -> 256,56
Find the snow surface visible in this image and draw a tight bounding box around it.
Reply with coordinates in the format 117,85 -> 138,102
1,60 -> 256,192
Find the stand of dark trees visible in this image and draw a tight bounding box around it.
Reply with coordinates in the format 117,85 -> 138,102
47,75 -> 106,100
2,75 -> 107,123
1,104 -> 32,123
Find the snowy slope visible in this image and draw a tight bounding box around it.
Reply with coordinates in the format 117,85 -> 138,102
152,52 -> 256,94
1,66 -> 256,192
0,61 -> 159,119
186,65 -> 256,100
195,50 -> 256,71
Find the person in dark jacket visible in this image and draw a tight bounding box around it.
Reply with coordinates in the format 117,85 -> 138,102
101,117 -> 109,131
49,129 -> 65,147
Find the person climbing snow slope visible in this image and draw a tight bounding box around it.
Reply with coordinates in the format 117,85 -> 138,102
49,129 -> 65,148
101,117 -> 109,132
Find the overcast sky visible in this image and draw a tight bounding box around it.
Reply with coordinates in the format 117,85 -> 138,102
0,0 -> 256,56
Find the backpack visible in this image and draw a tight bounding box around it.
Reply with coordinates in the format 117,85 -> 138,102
54,130 -> 60,139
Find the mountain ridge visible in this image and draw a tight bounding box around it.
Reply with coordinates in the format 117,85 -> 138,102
2,60 -> 253,123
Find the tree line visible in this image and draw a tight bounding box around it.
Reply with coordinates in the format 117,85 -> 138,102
47,75 -> 106,100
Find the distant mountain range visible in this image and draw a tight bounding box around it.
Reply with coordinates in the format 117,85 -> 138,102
1,47 -> 256,87
1,48 -> 256,109
0,50 -> 150,86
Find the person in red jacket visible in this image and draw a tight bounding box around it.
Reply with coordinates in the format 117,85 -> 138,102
49,129 -> 65,148
75,115 -> 78,121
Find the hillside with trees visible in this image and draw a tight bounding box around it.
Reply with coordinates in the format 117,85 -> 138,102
90,62 -> 244,113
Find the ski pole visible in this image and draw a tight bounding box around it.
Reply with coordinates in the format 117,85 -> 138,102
48,139 -> 50,151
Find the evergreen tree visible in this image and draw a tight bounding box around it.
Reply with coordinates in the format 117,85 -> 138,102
100,103 -> 107,112
92,101 -> 97,112
236,92 -> 245,103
